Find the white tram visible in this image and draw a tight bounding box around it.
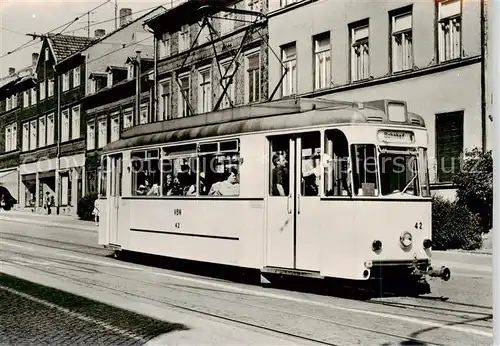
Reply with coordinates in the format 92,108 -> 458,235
98,97 -> 450,287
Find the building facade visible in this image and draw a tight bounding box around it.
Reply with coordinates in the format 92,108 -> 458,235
267,0 -> 486,198
0,59 -> 37,208
17,34 -> 96,215
144,0 -> 269,123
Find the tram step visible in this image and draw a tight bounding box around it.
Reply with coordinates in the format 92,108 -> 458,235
261,267 -> 323,279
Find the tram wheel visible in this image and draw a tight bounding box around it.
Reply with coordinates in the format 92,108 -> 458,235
113,250 -> 122,259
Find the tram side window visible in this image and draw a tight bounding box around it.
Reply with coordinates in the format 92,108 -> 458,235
269,138 -> 289,196
131,149 -> 161,196
351,144 -> 379,196
198,140 -> 240,196
162,156 -> 197,196
100,156 -> 107,196
324,129 -> 352,197
300,132 -> 321,197
418,147 -> 430,197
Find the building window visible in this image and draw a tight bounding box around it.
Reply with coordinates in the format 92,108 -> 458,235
220,6 -> 234,35
160,79 -> 171,120
5,96 -> 11,112
107,72 -> 113,88
314,33 -> 331,90
127,64 -> 134,80
178,73 -> 191,117
30,120 -> 37,151
39,81 -> 46,100
45,47 -> 49,61
280,0 -> 297,7
5,123 -> 17,152
220,62 -> 236,109
160,32 -> 171,58
246,53 -> 260,103
123,108 -> 133,128
281,43 -> 297,97
179,25 -> 190,52
73,66 -> 81,87
4,124 -> 16,152
13,94 -> 18,109
87,123 -> 95,150
391,11 -> 413,72
22,123 -> 29,152
98,119 -> 107,148
48,78 -> 54,97
140,103 -> 148,125
111,116 -> 120,142
438,0 -> 461,62
23,91 -> 29,107
5,126 -> 12,152
350,22 -> 370,81
72,105 -> 80,139
436,111 -> 463,183
47,113 -> 54,145
61,109 -> 70,142
30,88 -> 37,105
62,72 -> 69,91
198,68 -> 212,113
39,116 -> 46,148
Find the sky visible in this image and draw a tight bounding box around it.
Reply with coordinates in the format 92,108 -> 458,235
0,0 -> 177,77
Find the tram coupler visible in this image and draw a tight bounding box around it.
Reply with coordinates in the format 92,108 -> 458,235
412,265 -> 451,281
426,266 -> 451,281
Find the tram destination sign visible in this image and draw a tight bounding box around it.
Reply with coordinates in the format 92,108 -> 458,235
377,130 -> 414,144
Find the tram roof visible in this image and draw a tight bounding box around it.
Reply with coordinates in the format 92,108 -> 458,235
103,97 -> 426,153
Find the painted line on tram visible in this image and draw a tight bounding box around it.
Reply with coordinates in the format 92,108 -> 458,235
0,239 -> 492,339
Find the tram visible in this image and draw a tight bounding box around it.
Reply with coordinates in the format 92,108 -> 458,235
98,97 -> 450,289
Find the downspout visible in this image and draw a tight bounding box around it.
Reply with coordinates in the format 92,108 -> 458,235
144,24 -> 157,122
55,66 -> 61,215
480,0 -> 487,153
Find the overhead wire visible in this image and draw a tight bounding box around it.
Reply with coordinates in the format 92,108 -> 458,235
0,0 -> 112,59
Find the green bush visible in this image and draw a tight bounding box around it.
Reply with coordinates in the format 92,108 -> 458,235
77,193 -> 98,221
432,195 -> 483,250
452,148 -> 493,233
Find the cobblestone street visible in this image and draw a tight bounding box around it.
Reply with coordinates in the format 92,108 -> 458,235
0,273 -> 186,346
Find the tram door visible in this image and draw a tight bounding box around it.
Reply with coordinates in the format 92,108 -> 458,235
266,132 -> 321,272
107,154 -> 122,245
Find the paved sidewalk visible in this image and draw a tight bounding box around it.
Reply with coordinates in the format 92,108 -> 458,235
0,210 -> 96,232
2,265 -> 304,346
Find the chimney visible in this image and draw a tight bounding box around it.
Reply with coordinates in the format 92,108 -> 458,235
119,8 -> 132,27
32,52 -> 39,66
8,67 -> 15,75
94,29 -> 106,38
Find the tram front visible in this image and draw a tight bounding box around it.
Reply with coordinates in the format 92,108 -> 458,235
334,123 -> 450,286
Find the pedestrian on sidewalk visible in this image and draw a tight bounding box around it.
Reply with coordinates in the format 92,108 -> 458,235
93,196 -> 100,226
44,192 -> 52,215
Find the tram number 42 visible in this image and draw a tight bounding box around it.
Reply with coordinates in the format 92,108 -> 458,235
174,222 -> 181,229
414,222 -> 423,230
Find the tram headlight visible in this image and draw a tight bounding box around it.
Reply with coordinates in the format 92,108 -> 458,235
400,232 -> 412,248
372,240 -> 382,252
423,238 -> 432,249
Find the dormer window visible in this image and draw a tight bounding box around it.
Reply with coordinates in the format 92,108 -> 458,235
127,64 -> 134,80
107,72 -> 113,87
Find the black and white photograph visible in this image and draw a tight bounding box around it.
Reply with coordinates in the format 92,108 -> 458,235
0,0 -> 498,345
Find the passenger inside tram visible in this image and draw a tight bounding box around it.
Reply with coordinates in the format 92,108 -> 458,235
302,153 -> 321,196
271,152 -> 289,196
208,168 -> 240,196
